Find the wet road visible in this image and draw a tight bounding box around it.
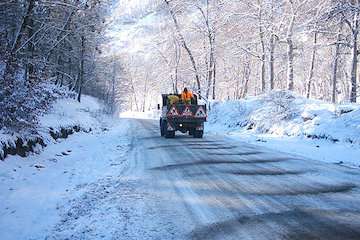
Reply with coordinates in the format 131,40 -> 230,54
122,119 -> 360,239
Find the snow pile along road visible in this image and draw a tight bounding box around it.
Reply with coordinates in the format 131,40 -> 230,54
0,95 -> 107,160
0,93 -> 133,239
208,90 -> 360,144
40,95 -> 104,132
0,118 -> 133,240
207,90 -> 360,167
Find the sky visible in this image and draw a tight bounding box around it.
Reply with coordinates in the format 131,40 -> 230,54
105,0 -> 164,54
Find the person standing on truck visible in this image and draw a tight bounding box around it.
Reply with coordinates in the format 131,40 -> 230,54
181,88 -> 194,104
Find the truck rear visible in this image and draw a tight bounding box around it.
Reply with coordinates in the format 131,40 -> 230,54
159,94 -> 207,138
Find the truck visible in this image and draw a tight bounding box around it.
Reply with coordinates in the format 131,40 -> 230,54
159,94 -> 207,138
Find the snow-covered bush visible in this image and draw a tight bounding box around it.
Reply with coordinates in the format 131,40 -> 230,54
0,67 -> 74,133
207,90 -> 360,144
0,94 -> 104,160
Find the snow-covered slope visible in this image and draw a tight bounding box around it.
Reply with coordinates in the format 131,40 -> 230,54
40,95 -> 104,132
1,95 -> 107,160
207,91 -> 360,167
0,118 -> 132,240
208,91 -> 360,144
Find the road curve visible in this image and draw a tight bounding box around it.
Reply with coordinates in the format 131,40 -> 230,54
123,118 -> 360,240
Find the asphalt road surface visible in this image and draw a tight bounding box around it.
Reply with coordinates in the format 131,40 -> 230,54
110,118 -> 360,240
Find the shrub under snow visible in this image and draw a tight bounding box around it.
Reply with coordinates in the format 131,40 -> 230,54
0,78 -> 74,133
208,90 -> 360,144
1,91 -> 104,160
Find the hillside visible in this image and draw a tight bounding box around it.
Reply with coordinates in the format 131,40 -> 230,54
1,94 -> 107,160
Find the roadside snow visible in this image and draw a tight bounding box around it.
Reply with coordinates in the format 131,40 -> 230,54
40,95 -> 103,131
225,132 -> 360,168
1,90 -> 137,239
119,110 -> 160,120
0,118 -> 133,240
207,91 -> 360,168
1,95 -> 108,160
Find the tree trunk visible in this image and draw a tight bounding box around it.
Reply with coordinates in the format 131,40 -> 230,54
268,0 -> 276,90
241,56 -> 251,98
350,18 -> 359,102
205,39 -> 212,99
77,36 -> 85,102
174,39 -> 180,94
164,0 -> 201,95
11,0 -> 36,53
208,34 -> 216,100
111,58 -> 117,113
143,74 -> 148,112
286,7 -> 296,91
269,34 -> 275,90
212,59 -> 216,100
2,0 -> 36,83
235,64 -> 241,99
258,0 -> 266,92
287,37 -> 295,91
331,24 -> 343,103
207,50 -> 214,99
306,31 -> 318,99
131,84 -> 139,112
26,1 -> 35,84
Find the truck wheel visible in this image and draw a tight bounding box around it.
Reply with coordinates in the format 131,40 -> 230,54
189,128 -> 194,135
160,120 -> 165,136
193,130 -> 203,138
165,130 -> 175,138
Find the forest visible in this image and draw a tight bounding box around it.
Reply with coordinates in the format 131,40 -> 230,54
0,0 -> 119,131
120,0 -> 360,112
1,0 -> 360,129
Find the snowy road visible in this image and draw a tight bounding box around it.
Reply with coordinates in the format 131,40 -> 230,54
118,119 -> 360,240
2,118 -> 360,239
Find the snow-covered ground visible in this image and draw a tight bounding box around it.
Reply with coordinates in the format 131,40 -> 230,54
0,120 -> 133,239
39,95 -> 104,131
1,93 -> 360,239
206,90 -> 360,168
0,95 -> 133,239
0,108 -> 188,239
1,95 -> 108,160
117,92 -> 360,168
119,110 -> 160,120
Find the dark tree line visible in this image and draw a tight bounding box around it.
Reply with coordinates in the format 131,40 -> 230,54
0,0 -> 119,131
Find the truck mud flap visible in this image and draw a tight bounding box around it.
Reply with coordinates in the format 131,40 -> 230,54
167,122 -> 175,131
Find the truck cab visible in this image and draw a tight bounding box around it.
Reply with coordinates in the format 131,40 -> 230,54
159,94 -> 207,138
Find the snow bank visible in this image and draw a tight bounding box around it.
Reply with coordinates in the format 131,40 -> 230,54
1,95 -> 106,160
0,118 -> 133,240
40,95 -> 103,131
207,90 -> 360,167
207,90 -> 360,144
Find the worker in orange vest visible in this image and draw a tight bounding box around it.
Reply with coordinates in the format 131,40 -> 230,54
181,87 -> 194,104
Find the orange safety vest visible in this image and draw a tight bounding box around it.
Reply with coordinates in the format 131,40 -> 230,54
181,91 -> 193,102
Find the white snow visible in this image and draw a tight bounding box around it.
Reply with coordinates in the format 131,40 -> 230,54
1,95 -> 108,160
119,110 -> 160,120
206,90 -> 360,168
0,118 -> 132,240
40,95 -> 103,131
1,92 -> 360,239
